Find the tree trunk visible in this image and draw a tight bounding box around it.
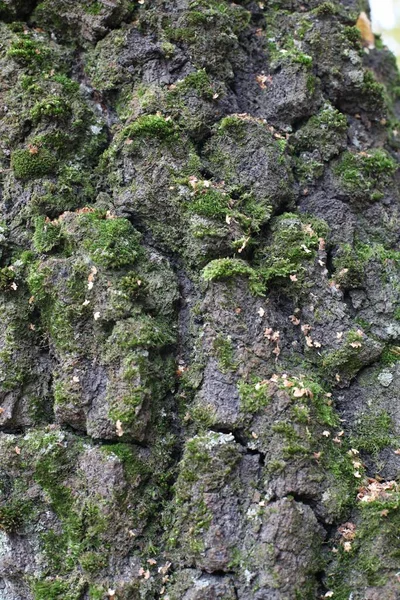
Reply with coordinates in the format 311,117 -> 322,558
0,0 -> 399,598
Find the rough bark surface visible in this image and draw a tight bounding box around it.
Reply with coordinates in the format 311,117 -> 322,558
0,0 -> 400,598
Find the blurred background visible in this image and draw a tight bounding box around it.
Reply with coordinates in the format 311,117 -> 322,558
370,0 -> 400,62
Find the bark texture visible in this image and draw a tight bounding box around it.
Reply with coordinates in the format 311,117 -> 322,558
0,0 -> 400,598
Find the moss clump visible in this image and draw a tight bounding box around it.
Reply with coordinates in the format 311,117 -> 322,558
79,212 -> 142,268
165,0 -> 250,48
332,244 -> 366,289
380,345 -> 400,365
30,97 -> 71,123
335,149 -> 397,199
33,216 -> 63,253
238,379 -> 271,413
256,213 -> 328,288
294,157 -> 324,183
175,69 -> 215,100
119,272 -> 147,298
294,105 -> 347,161
0,500 -> 32,532
361,70 -> 387,113
202,258 -> 264,295
11,148 -> 58,180
7,37 -> 50,67
32,578 -> 84,600
217,115 -> 248,136
188,187 -> 230,218
321,330 -> 365,382
105,315 -> 176,354
122,114 -> 177,144
351,410 -> 395,456
311,2 -> 338,16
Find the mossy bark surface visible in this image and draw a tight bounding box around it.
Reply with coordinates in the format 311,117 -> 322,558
1,0 -> 400,598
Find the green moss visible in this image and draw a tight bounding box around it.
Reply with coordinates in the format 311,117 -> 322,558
30,97 -> 71,123
332,243 -> 369,289
381,345 -> 400,365
165,0 -> 250,45
335,149 -> 397,199
238,379 -> 271,413
294,157 -> 324,182
119,272 -> 147,298
11,148 -> 58,180
105,315 -> 176,354
175,69 -> 214,99
122,114 -> 177,145
311,2 -> 338,15
79,212 -> 142,268
321,330 -> 365,382
217,115 -> 247,136
212,335 -> 236,373
7,37 -> 50,67
102,443 -> 150,480
32,580 -> 73,600
85,1 -> 102,14
351,410 -> 395,456
52,74 -> 80,94
327,484 -> 400,595
88,586 -> 107,600
190,403 -> 218,428
294,105 -> 347,161
188,187 -> 230,218
202,258 -> 264,295
361,70 -> 387,111
343,25 -> 362,46
33,216 -> 63,253
256,213 -> 328,288
0,500 -> 32,533
79,551 -> 107,573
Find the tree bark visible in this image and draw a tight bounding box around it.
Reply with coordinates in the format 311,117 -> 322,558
0,0 -> 400,598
